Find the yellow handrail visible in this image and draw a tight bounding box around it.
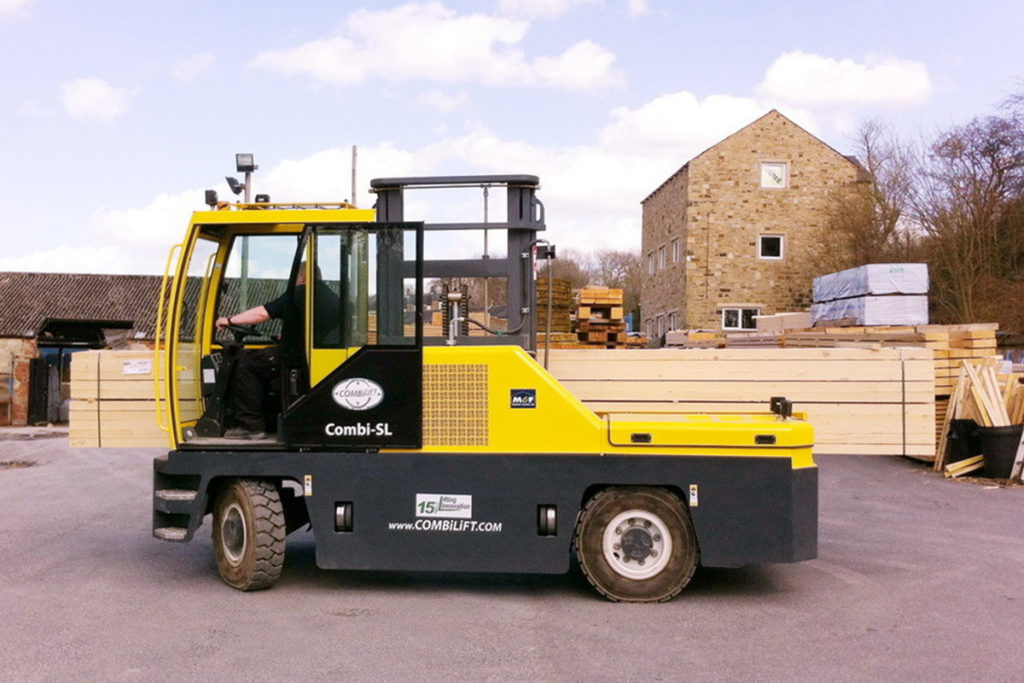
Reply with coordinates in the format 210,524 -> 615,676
154,243 -> 183,438
190,251 -> 218,420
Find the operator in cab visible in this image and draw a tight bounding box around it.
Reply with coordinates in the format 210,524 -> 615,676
215,264 -> 339,440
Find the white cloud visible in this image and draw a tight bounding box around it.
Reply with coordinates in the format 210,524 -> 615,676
417,89 -> 472,113
626,0 -> 648,16
262,143 -> 421,208
498,0 -> 597,20
498,0 -> 645,19
533,40 -> 624,92
171,52 -> 215,82
19,89 -> 803,273
59,77 -> 135,123
0,245 -> 133,275
0,0 -> 35,21
758,50 -> 932,108
249,1 -> 623,92
601,92 -> 767,158
91,191 -> 203,250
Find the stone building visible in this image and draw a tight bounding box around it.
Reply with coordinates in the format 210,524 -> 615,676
640,110 -> 867,337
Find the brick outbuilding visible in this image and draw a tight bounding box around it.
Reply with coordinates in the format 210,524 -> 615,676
0,273 -> 160,425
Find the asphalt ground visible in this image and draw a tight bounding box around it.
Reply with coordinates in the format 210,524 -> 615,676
1,432 -> 1022,682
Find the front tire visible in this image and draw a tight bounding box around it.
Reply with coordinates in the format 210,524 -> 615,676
575,487 -> 698,602
212,479 -> 285,591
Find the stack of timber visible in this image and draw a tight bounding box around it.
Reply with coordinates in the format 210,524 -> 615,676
536,332 -> 585,349
934,359 -> 1024,475
665,330 -> 722,348
547,347 -> 935,458
720,322 -> 1000,459
811,263 -> 930,326
624,334 -> 649,348
536,278 -> 572,333
576,287 -> 626,348
69,349 -> 197,447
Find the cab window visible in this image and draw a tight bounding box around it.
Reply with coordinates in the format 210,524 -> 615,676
215,234 -> 298,341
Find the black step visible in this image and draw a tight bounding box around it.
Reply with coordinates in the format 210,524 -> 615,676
154,488 -> 199,515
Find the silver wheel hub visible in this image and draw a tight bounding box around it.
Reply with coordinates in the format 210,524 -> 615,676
602,509 -> 672,580
221,502 -> 247,566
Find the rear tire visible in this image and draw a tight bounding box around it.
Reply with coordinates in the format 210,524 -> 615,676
212,479 -> 285,591
575,487 -> 698,602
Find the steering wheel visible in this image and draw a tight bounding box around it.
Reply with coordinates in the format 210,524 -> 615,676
219,323 -> 259,345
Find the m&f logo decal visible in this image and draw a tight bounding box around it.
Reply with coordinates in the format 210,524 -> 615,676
510,389 -> 536,409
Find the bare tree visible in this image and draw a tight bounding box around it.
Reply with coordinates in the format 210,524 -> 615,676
590,249 -> 642,315
541,248 -> 593,290
816,119 -> 918,274
908,100 -> 1024,323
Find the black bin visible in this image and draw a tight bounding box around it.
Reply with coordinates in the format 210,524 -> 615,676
946,419 -> 980,465
973,424 -> 1023,478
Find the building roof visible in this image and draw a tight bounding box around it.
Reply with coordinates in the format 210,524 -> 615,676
0,272 -> 162,340
0,272 -> 299,343
642,109 -> 864,203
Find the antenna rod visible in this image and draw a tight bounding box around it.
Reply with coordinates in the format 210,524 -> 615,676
351,145 -> 358,207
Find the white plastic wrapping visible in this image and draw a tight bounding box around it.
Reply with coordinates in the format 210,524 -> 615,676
811,295 -> 929,326
813,263 -> 929,303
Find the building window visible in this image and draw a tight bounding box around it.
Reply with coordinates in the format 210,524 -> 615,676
721,307 -> 760,331
647,252 -> 655,275
656,315 -> 665,338
671,238 -> 680,263
658,245 -> 667,269
760,161 -> 787,189
645,319 -> 654,339
669,311 -> 680,331
759,234 -> 784,260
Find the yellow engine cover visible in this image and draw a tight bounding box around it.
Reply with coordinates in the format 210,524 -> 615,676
416,346 -> 814,467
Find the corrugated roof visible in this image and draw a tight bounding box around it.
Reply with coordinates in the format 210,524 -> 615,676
0,272 -> 299,341
0,272 -> 162,339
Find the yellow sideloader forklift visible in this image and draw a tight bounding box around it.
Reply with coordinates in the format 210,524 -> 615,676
152,171 -> 817,602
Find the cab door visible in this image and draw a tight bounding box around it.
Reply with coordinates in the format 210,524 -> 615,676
281,222 -> 424,449
164,224 -> 302,444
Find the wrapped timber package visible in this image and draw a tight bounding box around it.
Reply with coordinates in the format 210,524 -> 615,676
754,312 -> 812,333
547,347 -> 936,458
69,349 -> 197,448
811,295 -> 929,326
813,263 -> 929,303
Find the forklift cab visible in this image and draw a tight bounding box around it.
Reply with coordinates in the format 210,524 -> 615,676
157,175 -> 546,451
157,206 -> 424,449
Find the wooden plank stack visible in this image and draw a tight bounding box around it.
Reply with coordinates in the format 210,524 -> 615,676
69,349 -> 197,448
934,358 -> 1024,474
576,287 -> 626,348
547,347 -> 936,458
536,332 -> 585,349
696,322 -> 1000,460
536,278 -> 573,333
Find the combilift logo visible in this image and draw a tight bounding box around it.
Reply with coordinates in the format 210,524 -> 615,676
510,389 -> 536,409
332,378 -> 384,411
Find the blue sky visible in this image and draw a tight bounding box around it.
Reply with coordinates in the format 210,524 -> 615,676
1,0 -> 1021,274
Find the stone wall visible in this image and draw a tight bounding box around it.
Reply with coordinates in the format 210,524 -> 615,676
640,166 -> 689,339
641,110 -> 863,332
